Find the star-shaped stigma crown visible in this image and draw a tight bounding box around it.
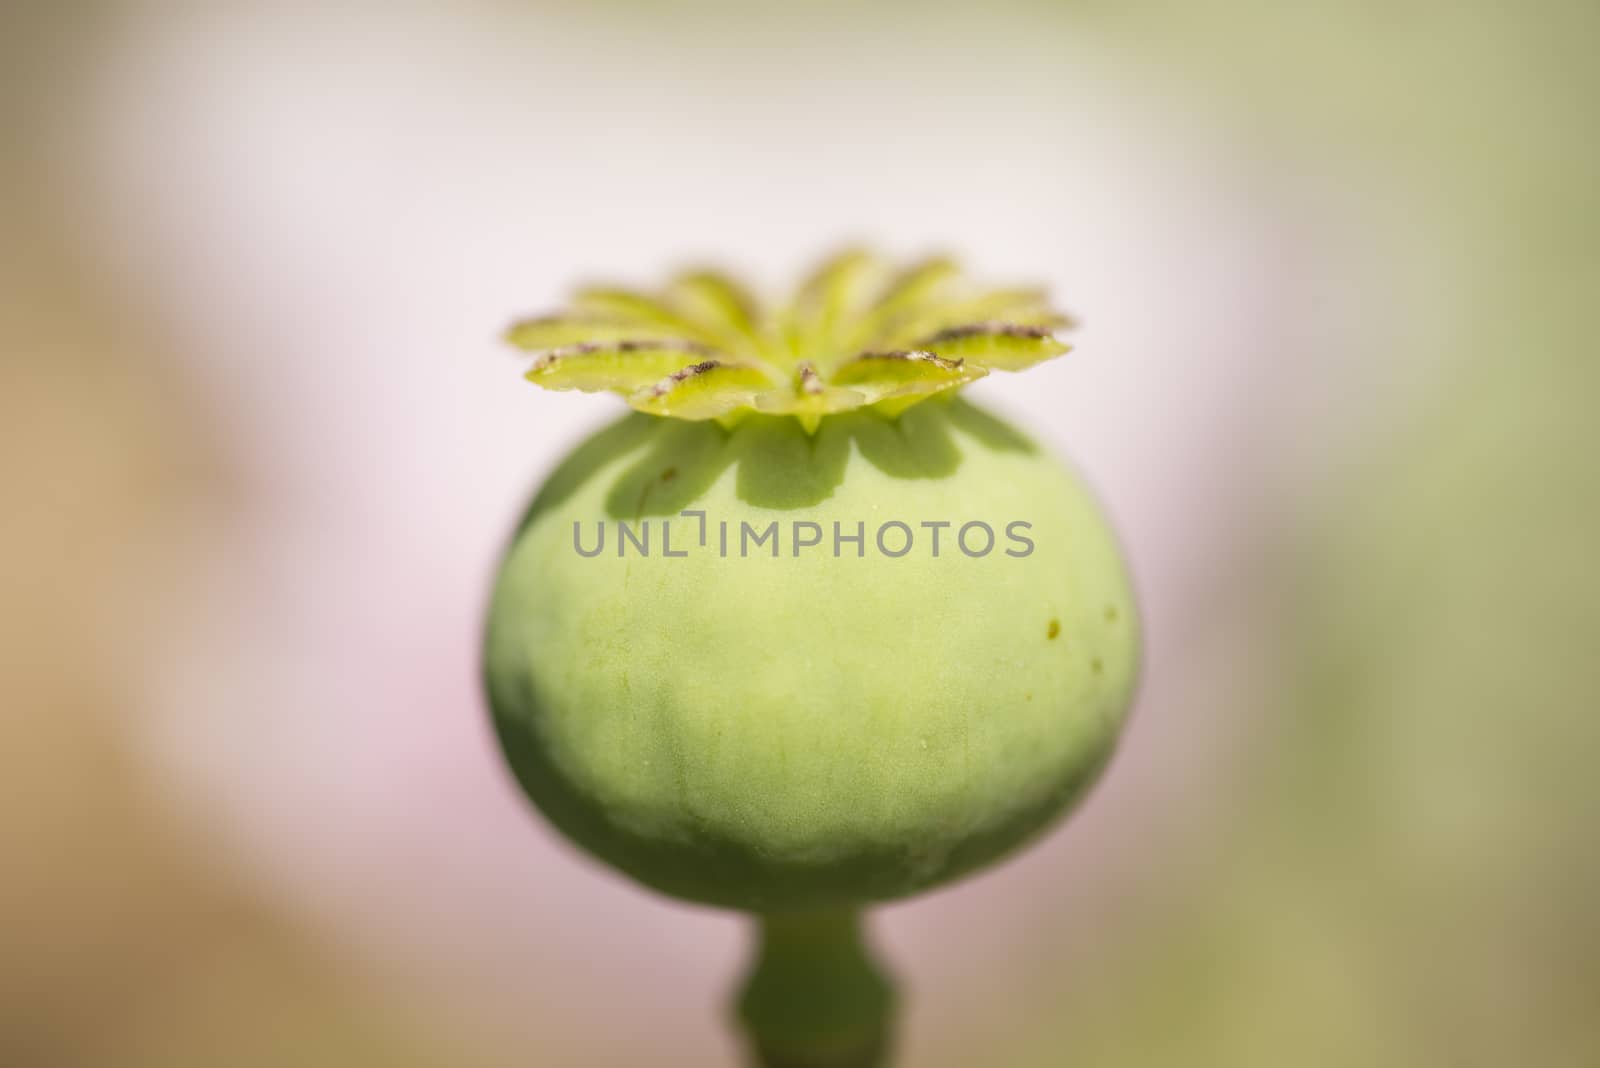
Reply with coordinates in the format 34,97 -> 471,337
505,250 -> 1075,432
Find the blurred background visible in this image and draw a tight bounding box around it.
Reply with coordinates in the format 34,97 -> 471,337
3,3 -> 1595,1066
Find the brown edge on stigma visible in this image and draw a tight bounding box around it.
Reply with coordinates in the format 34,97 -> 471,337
922,322 -> 1054,344
854,349 -> 965,370
649,358 -> 726,396
529,338 -> 717,372
797,362 -> 824,394
563,338 -> 716,356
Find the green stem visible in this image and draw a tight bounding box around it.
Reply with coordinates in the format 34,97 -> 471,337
733,908 -> 898,1068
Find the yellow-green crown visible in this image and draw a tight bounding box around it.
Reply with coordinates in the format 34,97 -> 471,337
505,250 -> 1074,432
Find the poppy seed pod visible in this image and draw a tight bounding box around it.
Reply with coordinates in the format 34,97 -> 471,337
484,252 -> 1138,1066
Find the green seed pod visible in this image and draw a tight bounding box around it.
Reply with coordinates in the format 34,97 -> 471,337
484,252 -> 1138,1065
486,401 -> 1136,909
